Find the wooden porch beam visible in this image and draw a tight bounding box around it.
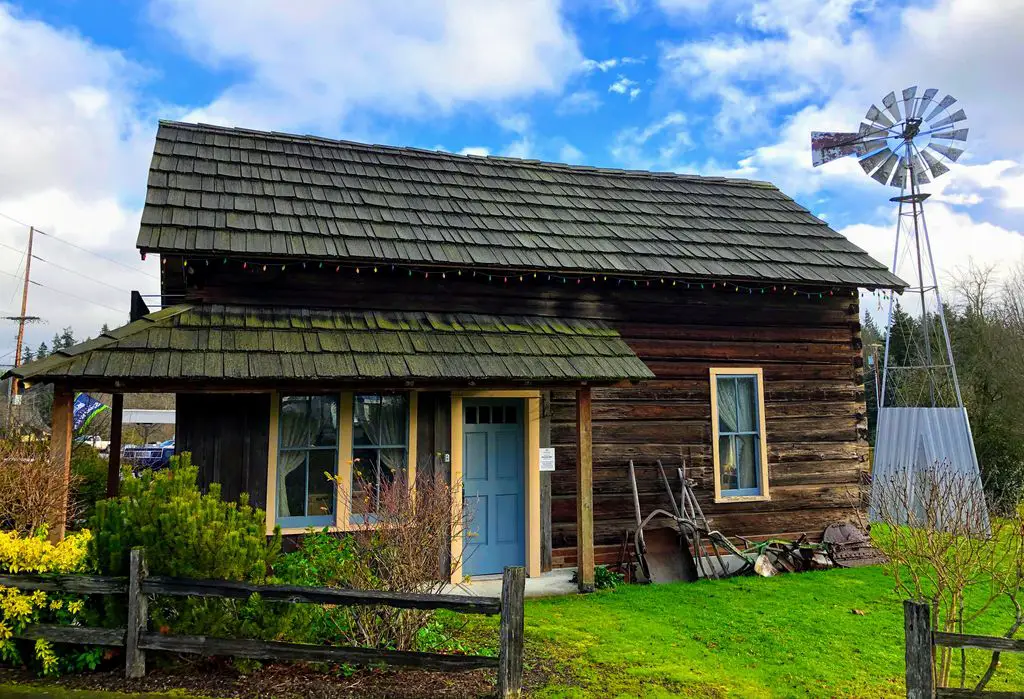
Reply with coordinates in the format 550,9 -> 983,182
106,393 -> 124,498
575,387 -> 594,593
50,387 -> 74,541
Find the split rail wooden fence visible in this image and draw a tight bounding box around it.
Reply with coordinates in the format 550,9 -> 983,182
0,548 -> 526,698
904,600 -> 1024,699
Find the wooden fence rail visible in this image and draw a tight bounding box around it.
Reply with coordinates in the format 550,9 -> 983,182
904,600 -> 1024,699
1,548 -> 526,698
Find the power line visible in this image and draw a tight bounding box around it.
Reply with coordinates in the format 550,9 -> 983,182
0,239 -> 132,294
0,210 -> 159,281
0,267 -> 125,314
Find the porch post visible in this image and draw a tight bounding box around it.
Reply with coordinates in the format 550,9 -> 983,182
50,386 -> 74,541
106,393 -> 124,497
575,386 -> 594,592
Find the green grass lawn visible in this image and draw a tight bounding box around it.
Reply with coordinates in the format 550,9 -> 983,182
522,567 -> 1024,698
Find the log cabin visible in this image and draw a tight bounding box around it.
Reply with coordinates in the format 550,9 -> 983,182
6,121 -> 904,590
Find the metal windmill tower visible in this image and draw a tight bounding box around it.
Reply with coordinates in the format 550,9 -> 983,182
811,87 -> 987,530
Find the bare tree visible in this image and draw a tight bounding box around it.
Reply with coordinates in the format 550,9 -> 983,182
873,463 -> 1023,689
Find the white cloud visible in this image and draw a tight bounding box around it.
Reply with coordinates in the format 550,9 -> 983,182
0,6 -> 159,360
605,0 -> 641,20
841,203 -> 1024,308
459,146 -> 491,157
556,89 -> 603,115
657,0 -> 714,13
582,58 -> 619,73
558,143 -> 585,163
609,75 -> 639,96
156,0 -> 582,132
497,112 -> 532,135
503,137 -> 534,159
611,112 -> 691,169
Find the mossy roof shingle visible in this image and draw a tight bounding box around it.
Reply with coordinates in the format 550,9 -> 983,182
136,121 -> 904,289
5,305 -> 653,384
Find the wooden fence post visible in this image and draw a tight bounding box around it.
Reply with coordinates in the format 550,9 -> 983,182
498,566 -> 526,699
904,600 -> 934,699
126,548 -> 148,679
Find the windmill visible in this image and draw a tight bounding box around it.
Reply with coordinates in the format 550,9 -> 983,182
811,88 -> 987,531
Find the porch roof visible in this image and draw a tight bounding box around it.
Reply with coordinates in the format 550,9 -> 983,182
4,304 -> 653,387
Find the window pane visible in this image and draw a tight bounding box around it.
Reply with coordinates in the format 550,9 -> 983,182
278,451 -> 307,518
307,449 -> 336,517
351,448 -> 378,516
353,393 -> 408,446
353,394 -> 381,446
505,405 -> 517,424
718,435 -> 737,491
479,406 -> 491,424
281,395 -> 338,448
736,377 -> 758,433
716,378 -> 739,433
465,406 -> 477,424
736,435 -> 759,491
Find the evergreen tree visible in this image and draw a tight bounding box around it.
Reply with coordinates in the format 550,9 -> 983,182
20,346 -> 33,364
50,333 -> 62,352
59,327 -> 75,350
36,341 -> 48,358
100,323 -> 110,333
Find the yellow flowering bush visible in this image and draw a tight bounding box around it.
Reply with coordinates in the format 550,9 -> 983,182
0,528 -> 100,675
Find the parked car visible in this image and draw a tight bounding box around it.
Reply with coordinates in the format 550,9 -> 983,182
122,439 -> 175,472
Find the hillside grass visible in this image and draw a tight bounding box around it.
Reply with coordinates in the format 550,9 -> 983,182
521,566 -> 1024,698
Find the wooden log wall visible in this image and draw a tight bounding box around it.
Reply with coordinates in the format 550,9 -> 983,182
176,393 -> 271,507
178,263 -> 869,553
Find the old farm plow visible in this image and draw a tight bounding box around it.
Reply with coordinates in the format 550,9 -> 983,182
625,460 -> 859,583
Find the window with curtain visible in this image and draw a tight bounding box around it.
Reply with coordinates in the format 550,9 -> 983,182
713,372 -> 767,498
277,395 -> 339,526
351,393 -> 409,522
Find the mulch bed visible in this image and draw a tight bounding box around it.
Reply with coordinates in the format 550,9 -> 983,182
0,654 -> 560,698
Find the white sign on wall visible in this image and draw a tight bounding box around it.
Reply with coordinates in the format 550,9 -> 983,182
539,447 -> 556,472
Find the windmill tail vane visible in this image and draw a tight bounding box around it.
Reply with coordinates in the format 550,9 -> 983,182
811,87 -> 967,188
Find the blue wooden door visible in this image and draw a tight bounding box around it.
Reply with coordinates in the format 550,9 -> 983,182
462,399 -> 525,576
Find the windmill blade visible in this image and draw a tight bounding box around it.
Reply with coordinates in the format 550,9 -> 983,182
915,88 -> 939,117
882,91 -> 903,123
901,87 -> 917,122
925,94 -> 958,122
865,105 -> 895,128
927,142 -> 965,162
928,108 -> 967,130
920,148 -> 951,178
858,137 -> 889,156
910,153 -> 930,185
873,151 -> 900,185
861,148 -> 898,185
811,131 -> 866,166
933,128 -> 969,141
890,155 -> 909,189
859,148 -> 893,174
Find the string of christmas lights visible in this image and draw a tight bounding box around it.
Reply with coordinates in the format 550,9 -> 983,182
154,254 -> 866,300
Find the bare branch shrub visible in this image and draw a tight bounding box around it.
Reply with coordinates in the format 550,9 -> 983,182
873,462 -> 1024,689
0,436 -> 78,534
321,471 -> 467,651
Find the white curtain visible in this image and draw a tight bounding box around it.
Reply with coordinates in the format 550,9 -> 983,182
354,394 -> 408,506
278,397 -> 332,518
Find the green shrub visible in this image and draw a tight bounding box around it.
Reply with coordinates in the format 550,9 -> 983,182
88,453 -> 298,641
572,565 -> 624,591
70,444 -> 107,528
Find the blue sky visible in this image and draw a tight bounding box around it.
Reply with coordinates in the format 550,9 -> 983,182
1,0 -> 1023,359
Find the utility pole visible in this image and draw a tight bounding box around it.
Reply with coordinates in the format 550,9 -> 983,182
8,226 -> 37,400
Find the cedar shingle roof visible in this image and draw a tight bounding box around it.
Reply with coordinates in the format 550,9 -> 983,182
137,121 -> 904,289
5,305 -> 653,384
